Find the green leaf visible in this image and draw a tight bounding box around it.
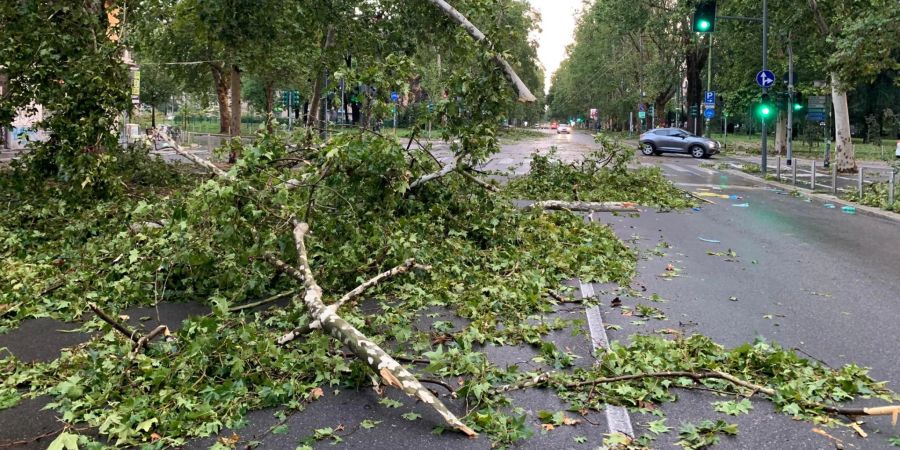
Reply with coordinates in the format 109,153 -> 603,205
401,412 -> 422,421
713,399 -> 753,416
135,417 -> 158,432
47,432 -> 79,450
271,424 -> 289,435
360,419 -> 381,429
648,418 -> 672,434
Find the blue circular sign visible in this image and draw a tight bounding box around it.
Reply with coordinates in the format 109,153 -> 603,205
756,70 -> 775,88
704,108 -> 715,119
390,91 -> 399,102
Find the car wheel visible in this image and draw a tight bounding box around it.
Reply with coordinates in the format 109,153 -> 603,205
690,145 -> 706,158
641,143 -> 656,156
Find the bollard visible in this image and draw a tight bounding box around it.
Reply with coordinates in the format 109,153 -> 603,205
811,160 -> 816,190
857,168 -> 864,199
777,156 -> 781,181
889,170 -> 896,206
207,133 -> 212,152
831,163 -> 837,195
792,159 -> 797,186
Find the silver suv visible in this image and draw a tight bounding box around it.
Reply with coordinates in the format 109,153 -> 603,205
639,128 -> 720,159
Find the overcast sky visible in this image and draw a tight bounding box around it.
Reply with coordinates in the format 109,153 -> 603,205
527,0 -> 585,93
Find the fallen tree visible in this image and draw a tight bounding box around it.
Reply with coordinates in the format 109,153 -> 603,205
266,221 -> 476,437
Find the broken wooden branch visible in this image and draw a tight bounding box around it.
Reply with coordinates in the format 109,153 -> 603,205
409,161 -> 458,190
157,130 -> 228,178
229,290 -> 296,312
331,259 -> 429,311
459,169 -> 500,192
268,222 -> 477,437
494,369 -> 900,420
424,0 -> 536,102
686,190 -> 715,205
88,302 -> 139,343
88,303 -> 168,355
526,200 -> 639,213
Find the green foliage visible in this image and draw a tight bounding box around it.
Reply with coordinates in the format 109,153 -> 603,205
675,419 -> 738,449
842,174 -> 900,212
0,1 -> 130,193
504,136 -> 695,210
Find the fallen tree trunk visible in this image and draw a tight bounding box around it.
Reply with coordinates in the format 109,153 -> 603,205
424,0 -> 536,103
158,130 -> 228,178
268,222 -> 477,437
526,200 -> 639,213
87,302 -> 168,355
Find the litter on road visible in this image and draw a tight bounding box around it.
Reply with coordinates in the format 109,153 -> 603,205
732,203 -> 750,208
841,206 -> 857,215
698,237 -> 721,243
692,207 -> 702,211
824,203 -> 836,209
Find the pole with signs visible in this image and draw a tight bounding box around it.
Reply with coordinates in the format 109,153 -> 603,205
760,0 -> 768,176
786,39 -> 794,166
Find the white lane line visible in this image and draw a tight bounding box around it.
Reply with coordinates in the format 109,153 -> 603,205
580,281 -> 634,439
689,166 -> 716,176
663,163 -> 692,173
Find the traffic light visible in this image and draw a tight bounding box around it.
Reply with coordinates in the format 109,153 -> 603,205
693,0 -> 717,33
755,94 -> 775,120
792,92 -> 804,111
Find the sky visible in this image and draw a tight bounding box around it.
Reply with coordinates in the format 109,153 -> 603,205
526,0 -> 585,93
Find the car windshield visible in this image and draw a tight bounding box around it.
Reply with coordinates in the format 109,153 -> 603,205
675,129 -> 696,137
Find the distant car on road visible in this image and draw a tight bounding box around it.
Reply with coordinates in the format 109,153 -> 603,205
896,140 -> 900,158
557,123 -> 570,134
639,128 -> 720,158
550,121 -> 558,130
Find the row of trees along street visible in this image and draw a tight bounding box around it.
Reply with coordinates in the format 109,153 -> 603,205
547,0 -> 900,172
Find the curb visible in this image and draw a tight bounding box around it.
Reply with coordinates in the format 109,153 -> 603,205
724,168 -> 900,223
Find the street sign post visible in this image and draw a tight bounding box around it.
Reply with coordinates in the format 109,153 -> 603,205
704,91 -> 716,105
756,70 -> 775,88
704,108 -> 715,119
638,111 -> 646,119
390,91 -> 399,102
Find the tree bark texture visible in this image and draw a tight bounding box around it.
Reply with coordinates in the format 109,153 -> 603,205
830,72 -> 856,172
275,223 -> 477,437
210,63 -> 231,134
685,47 -> 707,136
307,27 -> 335,129
424,0 -> 536,103
229,65 -> 242,163
774,109 -> 787,156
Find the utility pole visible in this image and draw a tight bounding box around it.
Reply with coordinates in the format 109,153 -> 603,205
786,38 -> 794,166
705,33 -> 713,137
760,0 -> 769,176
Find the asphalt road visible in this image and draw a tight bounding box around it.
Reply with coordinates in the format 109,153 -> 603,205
2,130 -> 898,449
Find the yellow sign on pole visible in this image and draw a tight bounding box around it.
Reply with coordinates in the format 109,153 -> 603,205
131,69 -> 141,97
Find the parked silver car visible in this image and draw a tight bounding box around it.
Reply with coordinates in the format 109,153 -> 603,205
639,128 -> 720,158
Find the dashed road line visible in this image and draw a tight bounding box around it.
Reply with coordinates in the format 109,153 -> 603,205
580,280 -> 634,440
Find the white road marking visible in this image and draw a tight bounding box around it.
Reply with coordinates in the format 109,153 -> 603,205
688,166 -> 716,176
580,280 -> 635,439
663,163 -> 691,173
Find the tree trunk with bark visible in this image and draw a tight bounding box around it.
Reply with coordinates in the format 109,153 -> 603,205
265,80 -> 275,134
685,47 -> 706,136
774,109 -> 787,156
210,63 -> 231,134
229,65 -> 242,163
830,72 -> 856,172
307,27 -> 335,130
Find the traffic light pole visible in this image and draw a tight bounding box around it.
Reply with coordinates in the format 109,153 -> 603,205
760,0 -> 768,176
705,34 -> 712,137
786,39 -> 794,166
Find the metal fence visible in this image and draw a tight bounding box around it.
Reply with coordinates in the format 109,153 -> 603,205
771,156 -> 898,207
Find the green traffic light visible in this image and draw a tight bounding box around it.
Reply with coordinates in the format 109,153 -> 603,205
793,104 -> 803,111
697,20 -> 710,31
761,107 -> 770,116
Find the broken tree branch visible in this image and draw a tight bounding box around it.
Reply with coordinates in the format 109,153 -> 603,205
269,222 -> 477,437
331,259 -> 429,311
459,169 -> 500,192
157,130 -> 228,178
526,200 -> 639,213
88,303 -> 169,355
228,290 -> 296,312
424,0 -> 536,102
88,302 -> 139,343
409,161 -> 458,190
494,369 -> 900,419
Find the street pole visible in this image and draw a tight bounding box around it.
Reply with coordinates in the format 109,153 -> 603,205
786,38 -> 794,166
760,0 -> 768,176
705,33 -> 712,137
288,92 -> 293,131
